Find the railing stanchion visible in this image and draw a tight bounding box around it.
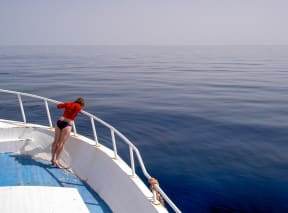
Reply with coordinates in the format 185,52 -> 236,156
72,122 -> 77,136
129,146 -> 135,176
111,129 -> 118,159
90,117 -> 99,146
44,99 -> 53,128
17,94 -> 26,123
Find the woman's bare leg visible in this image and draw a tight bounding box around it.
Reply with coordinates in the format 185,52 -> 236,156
54,126 -> 72,167
51,126 -> 61,163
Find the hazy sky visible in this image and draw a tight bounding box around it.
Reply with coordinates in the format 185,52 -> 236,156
0,0 -> 287,45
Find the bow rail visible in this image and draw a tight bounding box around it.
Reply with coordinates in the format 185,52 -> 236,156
0,88 -> 181,213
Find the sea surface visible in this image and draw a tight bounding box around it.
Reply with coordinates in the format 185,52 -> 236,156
0,45 -> 288,213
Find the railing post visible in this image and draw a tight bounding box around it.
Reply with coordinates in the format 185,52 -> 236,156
129,146 -> 135,176
90,117 -> 99,146
111,129 -> 118,159
17,94 -> 26,123
44,99 -> 53,128
72,122 -> 77,136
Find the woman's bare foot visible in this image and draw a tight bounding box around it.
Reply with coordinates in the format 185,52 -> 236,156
54,161 -> 62,168
51,159 -> 61,168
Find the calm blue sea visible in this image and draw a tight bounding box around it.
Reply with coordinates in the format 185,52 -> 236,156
1,45 -> 288,213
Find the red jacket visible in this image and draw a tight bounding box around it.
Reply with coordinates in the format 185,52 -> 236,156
57,102 -> 82,120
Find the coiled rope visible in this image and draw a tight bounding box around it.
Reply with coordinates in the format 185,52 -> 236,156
149,177 -> 164,205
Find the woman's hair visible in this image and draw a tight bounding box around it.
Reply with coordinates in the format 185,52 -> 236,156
75,97 -> 85,107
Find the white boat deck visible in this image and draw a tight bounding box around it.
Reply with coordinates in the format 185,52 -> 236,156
0,186 -> 89,213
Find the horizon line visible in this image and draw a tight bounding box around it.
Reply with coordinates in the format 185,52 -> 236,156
1,44 -> 288,47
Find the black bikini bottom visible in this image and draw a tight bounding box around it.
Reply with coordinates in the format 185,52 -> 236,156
57,120 -> 72,130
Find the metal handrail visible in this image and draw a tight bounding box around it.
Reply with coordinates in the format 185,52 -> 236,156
0,88 -> 182,213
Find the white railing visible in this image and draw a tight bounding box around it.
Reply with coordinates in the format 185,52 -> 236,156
0,88 -> 181,213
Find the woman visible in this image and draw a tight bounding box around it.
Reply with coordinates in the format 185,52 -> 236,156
51,97 -> 85,168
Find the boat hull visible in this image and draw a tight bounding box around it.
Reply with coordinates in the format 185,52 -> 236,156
0,119 -> 167,213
